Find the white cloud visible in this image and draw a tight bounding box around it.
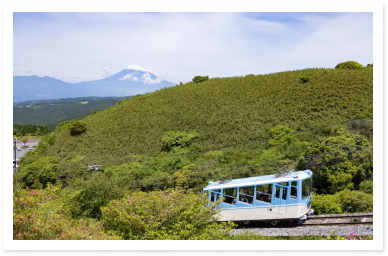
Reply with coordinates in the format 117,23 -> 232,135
119,74 -> 132,81
101,66 -> 112,78
13,13 -> 372,83
141,72 -> 162,84
132,76 -> 139,81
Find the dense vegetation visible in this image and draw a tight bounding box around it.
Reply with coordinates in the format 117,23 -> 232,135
13,124 -> 51,137
14,96 -> 129,130
335,61 -> 363,69
14,66 -> 373,240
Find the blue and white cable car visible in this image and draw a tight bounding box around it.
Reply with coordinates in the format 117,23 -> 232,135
203,170 -> 314,224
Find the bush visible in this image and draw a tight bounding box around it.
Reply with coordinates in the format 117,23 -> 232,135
192,76 -> 209,83
269,125 -> 297,147
298,134 -> 369,194
13,185 -> 120,240
101,188 -> 235,240
161,131 -> 199,152
299,76 -> 310,84
335,61 -> 362,69
63,173 -> 125,219
312,190 -> 372,215
359,179 -> 373,194
69,120 -> 87,136
16,156 -> 60,189
141,171 -> 173,191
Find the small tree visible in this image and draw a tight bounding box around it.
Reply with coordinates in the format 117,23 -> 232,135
335,61 -> 362,69
21,137 -> 28,145
69,120 -> 87,136
161,131 -> 199,152
192,76 -> 209,83
299,76 -> 310,84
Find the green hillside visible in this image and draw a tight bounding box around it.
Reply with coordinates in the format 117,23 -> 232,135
42,68 -> 372,164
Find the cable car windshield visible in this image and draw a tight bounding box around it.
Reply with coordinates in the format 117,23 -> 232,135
302,178 -> 312,199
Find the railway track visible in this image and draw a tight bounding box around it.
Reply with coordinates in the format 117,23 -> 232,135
233,213 -> 373,229
231,213 -> 373,236
302,213 -> 373,227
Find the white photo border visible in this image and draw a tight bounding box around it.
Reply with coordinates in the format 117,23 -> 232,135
2,0 -> 383,251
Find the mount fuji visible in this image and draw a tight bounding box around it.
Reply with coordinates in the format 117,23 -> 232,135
13,66 -> 175,102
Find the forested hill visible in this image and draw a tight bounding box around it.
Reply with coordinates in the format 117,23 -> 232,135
13,96 -> 130,129
30,68 -> 372,170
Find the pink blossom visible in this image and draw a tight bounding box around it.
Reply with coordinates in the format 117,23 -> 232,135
128,195 -> 132,204
347,237 -> 350,240
350,232 -> 356,236
162,191 -> 164,194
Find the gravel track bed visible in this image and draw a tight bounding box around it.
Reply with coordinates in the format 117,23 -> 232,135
308,213 -> 373,218
232,225 -> 373,237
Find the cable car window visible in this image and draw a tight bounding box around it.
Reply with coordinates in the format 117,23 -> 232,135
210,192 -> 215,203
223,187 -> 237,205
256,184 -> 272,204
275,186 -> 280,199
239,186 -> 254,204
212,189 -> 221,193
239,186 -> 254,196
210,192 -> 221,203
223,188 -> 237,197
256,184 -> 272,194
290,186 -> 298,199
291,181 -> 298,186
302,178 -> 311,199
282,187 -> 288,200
278,182 -> 289,187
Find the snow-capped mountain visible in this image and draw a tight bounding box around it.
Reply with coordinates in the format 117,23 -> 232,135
13,66 -> 175,102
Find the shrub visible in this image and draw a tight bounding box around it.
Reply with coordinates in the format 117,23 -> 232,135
335,61 -> 362,69
69,120 -> 87,136
16,156 -> 61,189
312,190 -> 372,215
347,232 -> 373,240
359,179 -> 373,194
101,188 -> 235,240
299,76 -> 310,84
141,171 -> 173,191
21,137 -> 28,145
192,76 -> 209,83
13,185 -> 120,240
269,125 -> 297,147
63,173 -> 125,219
298,134 -> 369,194
161,131 -> 199,152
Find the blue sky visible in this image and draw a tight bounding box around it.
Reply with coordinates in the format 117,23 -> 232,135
13,12 -> 373,83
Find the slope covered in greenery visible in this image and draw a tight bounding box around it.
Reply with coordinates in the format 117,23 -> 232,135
39,68 -> 372,165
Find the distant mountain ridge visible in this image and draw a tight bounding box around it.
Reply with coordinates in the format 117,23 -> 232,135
13,66 -> 175,102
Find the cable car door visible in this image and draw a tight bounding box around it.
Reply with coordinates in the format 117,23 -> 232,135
273,185 -> 287,214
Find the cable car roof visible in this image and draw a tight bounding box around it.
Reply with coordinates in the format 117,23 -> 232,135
203,170 -> 312,190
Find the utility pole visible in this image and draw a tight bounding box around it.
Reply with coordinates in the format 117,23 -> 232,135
13,138 -> 17,171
